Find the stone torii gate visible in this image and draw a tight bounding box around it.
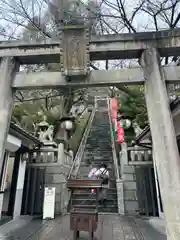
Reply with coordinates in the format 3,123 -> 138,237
0,27 -> 180,239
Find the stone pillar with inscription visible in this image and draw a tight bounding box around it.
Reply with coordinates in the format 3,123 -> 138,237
60,25 -> 90,81
140,48 -> 180,239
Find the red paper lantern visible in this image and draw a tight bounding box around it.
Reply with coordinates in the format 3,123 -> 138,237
117,121 -> 124,143
110,98 -> 118,110
110,98 -> 118,123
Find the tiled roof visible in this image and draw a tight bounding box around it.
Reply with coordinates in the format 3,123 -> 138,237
135,97 -> 180,143
9,122 -> 42,146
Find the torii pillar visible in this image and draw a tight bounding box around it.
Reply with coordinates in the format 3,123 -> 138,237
140,48 -> 180,239
0,57 -> 18,182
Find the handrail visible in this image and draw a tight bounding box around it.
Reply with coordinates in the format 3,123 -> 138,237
107,98 -> 120,180
67,107 -> 96,180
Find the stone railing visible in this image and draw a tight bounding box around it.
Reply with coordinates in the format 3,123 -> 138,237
67,107 -> 96,179
27,148 -> 58,164
64,150 -> 73,166
107,98 -> 120,180
107,98 -> 125,215
27,147 -> 73,166
127,147 -> 152,165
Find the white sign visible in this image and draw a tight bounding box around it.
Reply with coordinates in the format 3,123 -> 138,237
43,187 -> 56,220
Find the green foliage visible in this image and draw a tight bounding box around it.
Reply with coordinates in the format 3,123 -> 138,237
117,86 -> 148,129
114,86 -> 148,144
13,94 -> 68,133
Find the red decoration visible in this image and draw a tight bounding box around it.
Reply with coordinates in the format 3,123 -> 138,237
110,98 -> 118,110
110,98 -> 118,123
117,121 -> 124,143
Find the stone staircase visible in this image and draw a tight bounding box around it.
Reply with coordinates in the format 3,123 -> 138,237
71,110 -> 118,213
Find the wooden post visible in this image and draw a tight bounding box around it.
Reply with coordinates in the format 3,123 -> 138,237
140,48 -> 180,239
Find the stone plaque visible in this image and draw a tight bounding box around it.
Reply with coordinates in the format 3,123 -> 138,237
61,26 -> 90,78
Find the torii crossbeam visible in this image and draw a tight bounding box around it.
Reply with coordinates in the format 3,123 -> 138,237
13,66 -> 180,90
0,28 -> 180,63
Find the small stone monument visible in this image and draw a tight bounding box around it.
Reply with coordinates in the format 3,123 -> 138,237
37,117 -> 54,144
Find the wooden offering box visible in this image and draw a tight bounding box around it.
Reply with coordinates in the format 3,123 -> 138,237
67,179 -> 101,240
70,208 -> 98,240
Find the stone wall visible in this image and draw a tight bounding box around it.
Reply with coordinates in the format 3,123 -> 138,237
123,165 -> 139,215
44,164 -> 71,215
119,143 -> 139,215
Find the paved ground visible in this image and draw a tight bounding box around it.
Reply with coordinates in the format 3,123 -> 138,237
0,214 -> 167,240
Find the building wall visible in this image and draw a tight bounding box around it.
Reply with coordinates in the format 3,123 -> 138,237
26,149 -> 73,216
0,134 -> 22,218
119,144 -> 139,215
173,114 -> 180,136
13,157 -> 26,218
119,145 -> 158,216
2,157 -> 15,214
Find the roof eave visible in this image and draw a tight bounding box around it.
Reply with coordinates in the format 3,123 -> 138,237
9,122 -> 42,147
135,97 -> 180,144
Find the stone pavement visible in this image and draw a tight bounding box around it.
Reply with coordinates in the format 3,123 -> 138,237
0,214 -> 167,240
28,214 -> 167,240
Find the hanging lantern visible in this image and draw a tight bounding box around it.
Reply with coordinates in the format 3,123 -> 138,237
65,120 -> 73,130
53,117 -> 75,143
120,118 -> 132,129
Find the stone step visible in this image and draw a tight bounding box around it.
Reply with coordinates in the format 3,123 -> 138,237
72,192 -> 117,199
85,150 -> 112,153
89,130 -> 110,132
84,152 -> 112,156
78,167 -> 113,173
87,133 -> 110,136
73,188 -> 117,194
79,161 -> 113,165
71,199 -> 117,206
85,146 -> 112,149
85,147 -> 111,150
86,141 -> 111,144
82,161 -> 113,165
83,157 -> 113,161
83,153 -> 112,157
86,141 -> 110,144
84,157 -> 112,160
84,151 -> 112,154
71,204 -> 118,213
90,125 -> 109,128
